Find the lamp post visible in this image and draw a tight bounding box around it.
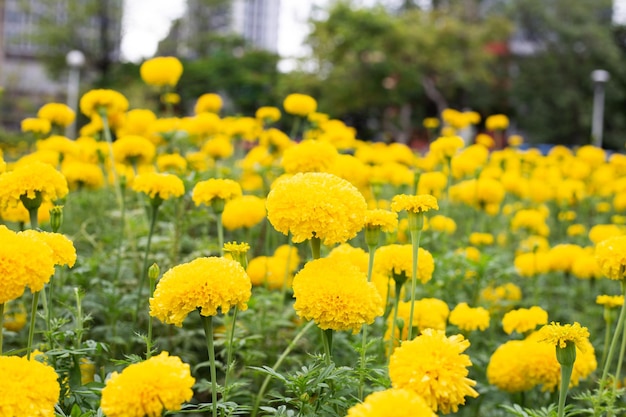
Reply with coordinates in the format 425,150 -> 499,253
591,69 -> 610,148
66,50 -> 85,139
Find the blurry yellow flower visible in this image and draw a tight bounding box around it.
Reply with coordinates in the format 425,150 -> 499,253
589,224 -> 624,245
567,224 -> 586,237
2,300 -> 27,332
548,244 -> 586,273
389,329 -> 478,414
475,133 -> 495,149
61,161 -> 104,190
37,102 -> 75,128
514,252 -> 551,277
449,302 -> 490,332
283,93 -> 317,117
266,172 -> 367,245
0,355 -> 60,416
507,134 -> 524,147
255,106 -> 281,123
156,153 -> 188,174
118,109 -> 157,137
469,232 -> 494,246
385,299 -> 449,343
202,135 -> 234,160
20,229 -> 76,268
428,215 -> 456,234
292,257 -> 383,333
572,254 -> 602,280
429,136 -> 465,162
100,352 -> 194,417
222,195 -> 266,230
112,135 -> 156,166
364,209 -> 398,233
595,236 -> 626,280
485,114 -> 509,131
346,388 -> 436,417
502,306 -> 548,335
596,294 -> 624,308
281,139 -> 338,174
487,340 -> 536,392
417,171 -> 447,198
21,117 -> 52,135
140,56 -> 184,87
150,257 -> 251,326
422,117 -> 440,129
79,89 -> 129,118
36,135 -> 79,160
192,178 -> 242,207
195,93 -> 223,114
132,172 -> 185,201
456,246 -> 481,262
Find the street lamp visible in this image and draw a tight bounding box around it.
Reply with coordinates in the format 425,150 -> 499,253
66,50 -> 85,139
591,69 -> 610,148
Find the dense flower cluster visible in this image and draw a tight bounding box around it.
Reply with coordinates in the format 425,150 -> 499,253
132,172 -> 185,201
391,194 -> 439,214
346,388 -> 436,417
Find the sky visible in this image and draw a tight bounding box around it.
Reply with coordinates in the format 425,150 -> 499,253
120,0 -> 330,66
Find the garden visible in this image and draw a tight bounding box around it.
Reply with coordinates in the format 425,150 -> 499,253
2,55 -> 626,417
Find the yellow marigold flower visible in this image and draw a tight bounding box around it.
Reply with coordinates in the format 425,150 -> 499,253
577,144 -> 606,168
140,56 -> 183,87
281,139 -> 338,174
256,106 -> 281,123
161,92 -> 180,105
21,117 -> 51,135
485,114 -> 509,131
375,244 -> 435,284
195,93 -> 223,114
508,134 -> 524,147
567,224 -> 586,237
283,93 -> 317,117
79,89 -> 129,118
417,171 -> 447,198
20,229 -> 76,268
428,215 -> 456,234
327,244 -> 369,273
391,194 -> 439,214
201,135 -> 234,160
589,224 -> 624,245
150,257 -> 251,326
156,153 -> 187,174
112,135 -> 156,166
247,255 -> 296,290
538,322 -> 590,351
80,358 -> 96,385
370,162 -> 413,187
596,294 -> 624,308
0,161 -> 68,210
132,172 -> 185,201
502,306 -> 548,335
328,154 -> 371,190
430,135 -> 465,162
100,352 -> 195,417
548,244 -> 586,273
487,340 -> 537,392
308,111 -> 329,126
292,258 -> 383,333
37,102 -> 75,128
346,388 -> 436,417
422,117 -> 440,129
449,302 -> 490,332
596,235 -> 626,279
572,254 -> 602,280
61,161 -> 104,190
385,299 -> 449,343
118,109 -> 157,137
514,252 -> 550,277
0,355 -> 60,416
475,133 -> 495,149
479,283 -> 522,312
389,329 -> 479,414
364,209 -> 398,233
36,135 -> 79,159
2,299 -> 27,332
266,172 -> 367,245
468,232 -> 494,246
222,195 -> 266,230
192,178 -> 242,206
456,246 -> 481,262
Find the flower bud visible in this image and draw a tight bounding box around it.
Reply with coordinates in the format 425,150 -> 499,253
49,205 -> 64,233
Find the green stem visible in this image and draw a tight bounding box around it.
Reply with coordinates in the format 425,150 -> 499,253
289,116 -> 302,140
310,236 -> 321,260
614,311 -> 626,391
29,208 -> 38,230
279,236 -> 293,301
322,328 -> 333,365
359,243 -> 377,400
100,109 -> 123,209
146,275 -> 157,360
39,286 -> 51,345
557,364 -> 573,417
0,303 -> 4,355
251,321 -> 315,417
113,181 -> 127,286
27,291 -> 41,360
201,315 -> 218,417
407,227 -> 422,341
601,280 -> 626,385
134,202 -> 160,321
224,306 -> 239,400
217,214 -> 224,257
600,310 -> 612,375
387,283 -> 403,359
74,287 -> 83,349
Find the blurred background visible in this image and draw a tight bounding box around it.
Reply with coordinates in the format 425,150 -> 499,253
0,0 -> 625,149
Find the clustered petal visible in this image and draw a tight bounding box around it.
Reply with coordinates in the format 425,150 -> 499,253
132,172 -> 186,201
391,194 -> 439,214
346,388 -> 436,417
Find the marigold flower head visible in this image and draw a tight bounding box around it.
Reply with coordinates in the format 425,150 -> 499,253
21,117 -> 51,135
468,232 -> 494,246
192,178 -> 242,207
538,321 -> 590,352
0,355 -> 60,416
100,352 -> 195,417
487,340 -> 537,392
156,153 -> 187,174
385,299 -> 449,344
223,242 -> 250,255
389,329 -> 479,414
20,229 -> 76,268
292,258 -> 383,333
266,172 -> 367,245
62,161 -> 105,190
222,195 -> 266,230
79,89 -> 129,118
283,93 -> 317,117
140,56 -> 184,87
596,294 -> 624,308
589,224 -> 625,245
449,302 -> 490,332
346,388 -> 436,417
132,172 -> 185,201
364,209 -> 398,233
281,139 -> 338,174
595,236 -> 626,280
255,106 -> 281,123
417,171 -> 447,198
508,134 -> 524,147
0,161 -> 68,210
247,255 -> 297,290
37,102 -> 75,127
375,244 -> 435,284
118,108 -> 157,137
150,257 -> 251,326
485,114 -> 509,131
195,93 -> 223,114
2,300 -> 27,332
429,136 -> 465,162
391,194 -> 439,214
112,135 -> 156,166
201,135 -> 234,160
423,117 -> 440,129
572,254 -> 602,280
502,306 -> 548,335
